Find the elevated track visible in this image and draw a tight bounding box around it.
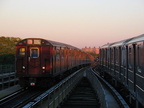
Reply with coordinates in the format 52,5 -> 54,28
22,67 -> 129,108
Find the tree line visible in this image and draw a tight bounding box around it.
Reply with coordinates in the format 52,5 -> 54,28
0,36 -> 21,65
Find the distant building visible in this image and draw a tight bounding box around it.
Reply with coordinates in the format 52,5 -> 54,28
82,46 -> 99,54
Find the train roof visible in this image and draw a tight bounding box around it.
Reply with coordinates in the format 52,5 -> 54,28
47,39 -> 66,47
100,34 -> 144,49
101,34 -> 142,48
46,40 -> 81,50
100,43 -> 114,49
17,38 -> 81,50
110,40 -> 125,47
110,37 -> 134,47
100,44 -> 109,49
126,34 -> 144,44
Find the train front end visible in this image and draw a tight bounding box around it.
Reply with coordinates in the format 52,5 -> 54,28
16,38 -> 52,87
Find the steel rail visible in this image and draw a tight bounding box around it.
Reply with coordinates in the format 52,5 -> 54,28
0,88 -> 25,105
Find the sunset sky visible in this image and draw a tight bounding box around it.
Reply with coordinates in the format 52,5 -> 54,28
1,0 -> 144,48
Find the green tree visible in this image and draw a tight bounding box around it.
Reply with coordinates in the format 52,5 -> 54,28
0,36 -> 21,55
0,36 -> 21,64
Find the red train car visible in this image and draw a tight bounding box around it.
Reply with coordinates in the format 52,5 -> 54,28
16,38 -> 94,87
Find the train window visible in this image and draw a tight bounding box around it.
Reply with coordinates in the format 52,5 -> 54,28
56,49 -> 60,57
34,40 -> 41,45
137,45 -> 142,73
31,48 -> 39,58
19,48 -> 25,56
121,47 -> 126,66
61,50 -> 64,58
61,47 -> 65,58
137,45 -> 140,67
105,49 -> 107,61
104,49 -> 106,60
115,48 -> 118,63
27,39 -> 33,44
69,50 -> 72,56
107,48 -> 110,62
110,49 -> 114,62
128,47 -> 132,69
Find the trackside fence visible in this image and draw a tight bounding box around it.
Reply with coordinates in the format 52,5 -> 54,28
0,65 -> 15,74
0,65 -> 18,90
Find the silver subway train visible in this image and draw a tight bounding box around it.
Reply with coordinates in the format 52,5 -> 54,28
99,34 -> 144,107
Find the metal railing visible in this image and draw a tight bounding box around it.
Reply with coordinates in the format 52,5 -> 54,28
92,68 -> 130,108
23,68 -> 85,108
85,67 -> 107,108
0,65 -> 15,74
0,65 -> 18,90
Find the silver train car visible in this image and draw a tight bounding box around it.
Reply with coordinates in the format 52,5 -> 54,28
99,34 -> 144,107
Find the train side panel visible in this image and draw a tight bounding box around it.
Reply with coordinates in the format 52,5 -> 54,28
121,46 -> 128,86
41,46 -> 52,75
135,41 -> 144,105
99,34 -> 144,107
16,46 -> 28,76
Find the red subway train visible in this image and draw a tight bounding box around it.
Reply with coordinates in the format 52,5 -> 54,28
16,38 -> 94,87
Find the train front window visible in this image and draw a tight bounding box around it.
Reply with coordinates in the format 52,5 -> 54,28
19,48 -> 25,56
31,49 -> 39,58
27,39 -> 33,44
128,47 -> 132,69
137,44 -> 142,73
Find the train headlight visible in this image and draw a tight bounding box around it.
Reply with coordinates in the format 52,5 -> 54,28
42,67 -> 45,69
22,66 -> 25,69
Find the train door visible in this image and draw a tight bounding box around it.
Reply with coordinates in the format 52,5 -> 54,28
53,47 -> 56,74
66,48 -> 69,70
110,48 -> 114,76
119,46 -> 122,79
41,46 -> 51,74
128,44 -> 136,92
126,46 -> 128,86
60,47 -> 65,72
105,49 -> 108,69
115,47 -> 120,78
27,47 -> 41,75
121,45 -> 128,85
136,42 -> 144,105
104,49 -> 106,69
55,47 -> 60,75
114,47 -> 117,77
107,48 -> 110,73
133,44 -> 136,92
